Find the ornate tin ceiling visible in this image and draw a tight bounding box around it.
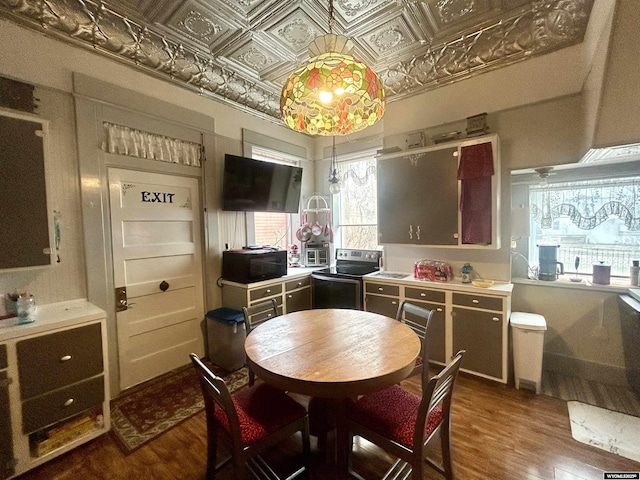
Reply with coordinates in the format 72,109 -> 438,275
0,0 -> 594,125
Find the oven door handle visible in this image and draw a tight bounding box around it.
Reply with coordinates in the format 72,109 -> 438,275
312,274 -> 362,310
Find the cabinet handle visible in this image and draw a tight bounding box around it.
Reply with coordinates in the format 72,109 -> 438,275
266,289 -> 271,293
60,355 -> 72,362
408,225 -> 413,240
420,293 -> 426,297
437,308 -> 443,312
391,301 -> 397,305
288,294 -> 292,299
63,398 -> 74,407
416,225 -> 421,240
378,287 -> 384,291
297,282 -> 302,287
472,299 -> 479,304
492,317 -> 500,322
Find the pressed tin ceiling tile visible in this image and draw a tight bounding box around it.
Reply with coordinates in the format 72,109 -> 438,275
0,0 -> 595,124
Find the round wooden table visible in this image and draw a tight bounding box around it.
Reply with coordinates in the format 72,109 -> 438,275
244,308 -> 421,477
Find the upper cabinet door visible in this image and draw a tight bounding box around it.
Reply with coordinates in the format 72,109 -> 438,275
378,147 -> 459,245
0,111 -> 54,270
377,134 -> 500,249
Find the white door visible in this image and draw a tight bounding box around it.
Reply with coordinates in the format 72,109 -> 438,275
109,168 -> 205,390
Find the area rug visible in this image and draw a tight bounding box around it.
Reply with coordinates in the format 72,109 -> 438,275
541,370 -> 640,418
110,362 -> 248,454
568,401 -> 640,463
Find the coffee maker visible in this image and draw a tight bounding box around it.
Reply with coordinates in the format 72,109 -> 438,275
538,244 -> 564,281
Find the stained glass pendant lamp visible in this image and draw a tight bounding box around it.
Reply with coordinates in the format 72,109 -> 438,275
280,0 -> 385,136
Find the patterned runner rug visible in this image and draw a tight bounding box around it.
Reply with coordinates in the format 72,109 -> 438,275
541,370 -> 640,418
110,361 -> 248,454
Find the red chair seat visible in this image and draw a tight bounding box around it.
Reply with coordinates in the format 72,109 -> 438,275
215,383 -> 307,445
348,384 -> 443,448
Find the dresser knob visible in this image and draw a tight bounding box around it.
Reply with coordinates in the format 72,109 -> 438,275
472,299 -> 479,304
63,398 -> 74,407
60,355 -> 72,362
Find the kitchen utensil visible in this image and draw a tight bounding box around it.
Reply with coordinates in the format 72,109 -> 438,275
297,212 -> 312,242
312,211 -> 323,236
570,256 -> 583,282
326,211 -> 333,243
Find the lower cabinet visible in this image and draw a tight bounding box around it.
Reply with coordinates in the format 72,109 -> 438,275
1,369 -> 14,479
364,278 -> 511,383
452,307 -> 503,379
364,282 -> 400,318
285,277 -> 311,313
0,301 -> 109,479
222,273 -> 312,315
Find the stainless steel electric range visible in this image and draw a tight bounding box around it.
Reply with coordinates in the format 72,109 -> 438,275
311,248 -> 382,310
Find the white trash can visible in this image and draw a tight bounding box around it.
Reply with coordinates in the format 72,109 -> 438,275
510,312 -> 547,394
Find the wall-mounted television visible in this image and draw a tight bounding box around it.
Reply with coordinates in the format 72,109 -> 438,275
222,154 -> 303,213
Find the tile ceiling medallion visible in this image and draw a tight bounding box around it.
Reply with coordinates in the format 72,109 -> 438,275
0,0 -> 594,126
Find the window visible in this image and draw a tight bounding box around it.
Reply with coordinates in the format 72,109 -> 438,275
527,174 -> 640,278
247,147 -> 302,250
332,149 -> 378,249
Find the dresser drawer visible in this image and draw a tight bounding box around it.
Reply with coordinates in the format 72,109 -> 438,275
405,287 -> 445,304
17,324 -> 103,399
22,375 -> 104,434
365,282 -> 400,296
452,292 -> 503,311
249,284 -> 282,302
286,276 -> 310,292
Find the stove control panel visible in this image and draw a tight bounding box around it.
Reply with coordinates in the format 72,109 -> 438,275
335,248 -> 382,263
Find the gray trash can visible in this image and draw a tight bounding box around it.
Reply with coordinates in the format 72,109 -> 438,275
510,312 -> 547,394
206,307 -> 246,372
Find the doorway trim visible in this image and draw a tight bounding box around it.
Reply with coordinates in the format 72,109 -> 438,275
73,73 -> 216,396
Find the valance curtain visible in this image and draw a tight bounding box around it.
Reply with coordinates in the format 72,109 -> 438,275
530,177 -> 640,230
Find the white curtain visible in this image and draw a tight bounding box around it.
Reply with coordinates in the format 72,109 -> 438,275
530,177 -> 640,230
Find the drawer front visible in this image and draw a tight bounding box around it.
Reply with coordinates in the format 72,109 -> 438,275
0,344 -> 6,370
286,276 -> 310,292
365,282 -> 400,296
248,304 -> 283,325
249,284 -> 282,302
452,292 -> 503,311
17,323 -> 103,399
405,287 -> 445,304
22,375 -> 104,434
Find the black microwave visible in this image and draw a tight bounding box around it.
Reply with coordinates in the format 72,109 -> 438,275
222,249 -> 287,284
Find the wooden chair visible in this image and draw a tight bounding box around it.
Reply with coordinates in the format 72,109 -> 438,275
242,299 -> 279,386
396,300 -> 435,384
346,350 -> 465,480
190,353 -> 310,480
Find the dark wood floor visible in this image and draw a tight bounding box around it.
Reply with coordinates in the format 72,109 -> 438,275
16,371 -> 640,480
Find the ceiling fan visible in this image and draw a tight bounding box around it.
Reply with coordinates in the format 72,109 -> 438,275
534,167 -> 555,185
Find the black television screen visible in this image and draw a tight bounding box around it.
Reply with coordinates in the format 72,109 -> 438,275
222,154 -> 303,213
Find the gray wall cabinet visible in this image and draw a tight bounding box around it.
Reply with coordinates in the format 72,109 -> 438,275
376,134 -> 500,249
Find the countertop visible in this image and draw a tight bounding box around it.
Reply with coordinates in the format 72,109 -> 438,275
0,299 -> 106,341
364,271 -> 514,296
